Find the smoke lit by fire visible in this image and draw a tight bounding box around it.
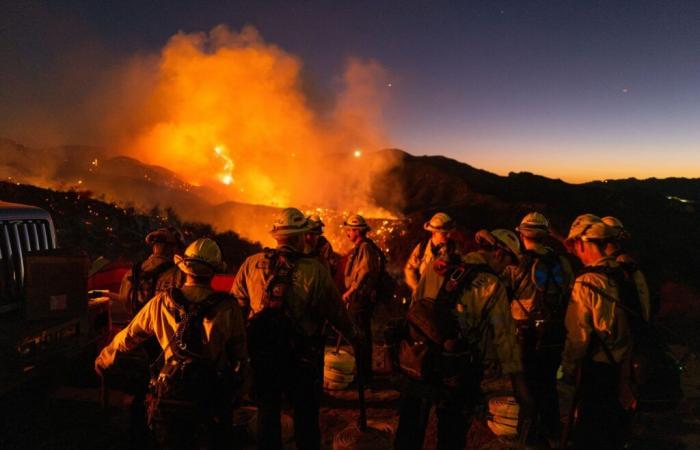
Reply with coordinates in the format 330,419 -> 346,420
105,26 -> 398,224
0,25 -> 403,246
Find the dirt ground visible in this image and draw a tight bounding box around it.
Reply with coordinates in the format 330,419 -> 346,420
1,346 -> 698,450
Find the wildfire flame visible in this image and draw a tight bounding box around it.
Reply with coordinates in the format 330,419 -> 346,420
214,145 -> 234,185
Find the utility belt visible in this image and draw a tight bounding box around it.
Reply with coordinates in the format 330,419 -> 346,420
399,336 -> 482,388
515,318 -> 565,352
247,308 -> 323,369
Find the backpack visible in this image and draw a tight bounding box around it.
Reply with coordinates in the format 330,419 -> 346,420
416,239 -> 457,266
578,264 -> 646,336
245,249 -> 323,369
510,249 -> 570,349
398,262 -> 496,384
145,289 -> 235,429
127,259 -> 179,315
364,239 -> 397,303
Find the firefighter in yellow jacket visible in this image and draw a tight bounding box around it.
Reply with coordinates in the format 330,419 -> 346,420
231,208 -> 358,450
404,212 -> 460,295
501,212 -> 574,447
394,229 -> 531,450
560,214 -> 634,450
96,238 -> 247,450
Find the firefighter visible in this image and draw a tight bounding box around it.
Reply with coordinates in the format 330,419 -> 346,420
106,226 -> 186,446
601,216 -> 651,321
560,214 -> 633,450
95,238 -> 247,450
404,212 -> 460,295
304,214 -> 338,275
112,227 -> 186,316
501,212 -> 574,447
342,213 -> 384,384
230,208 -> 358,450
394,229 -> 531,450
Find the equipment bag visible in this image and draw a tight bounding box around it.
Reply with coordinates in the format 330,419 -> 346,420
127,259 -> 178,315
364,239 -> 397,303
510,249 -> 570,350
245,249 -> 322,369
398,262 -> 494,382
145,289 -> 233,429
577,266 -> 682,407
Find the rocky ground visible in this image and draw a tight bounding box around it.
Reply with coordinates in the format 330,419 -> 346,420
1,342 -> 698,450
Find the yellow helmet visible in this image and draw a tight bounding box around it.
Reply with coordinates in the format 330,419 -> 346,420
270,208 -> 312,237
173,238 -> 222,276
307,214 -> 325,235
475,229 -> 521,257
566,214 -> 612,243
601,216 -> 630,240
424,212 -> 456,232
342,214 -> 371,231
516,212 -> 549,238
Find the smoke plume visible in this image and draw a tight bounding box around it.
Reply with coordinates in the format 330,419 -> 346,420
1,24 -> 402,244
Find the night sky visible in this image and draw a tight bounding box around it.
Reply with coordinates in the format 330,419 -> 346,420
2,0 -> 699,182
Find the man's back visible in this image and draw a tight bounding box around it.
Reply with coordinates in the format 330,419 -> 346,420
232,248 -> 354,338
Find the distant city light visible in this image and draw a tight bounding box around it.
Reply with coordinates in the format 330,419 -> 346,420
667,195 -> 692,204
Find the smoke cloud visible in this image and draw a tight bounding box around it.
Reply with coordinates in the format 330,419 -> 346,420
1,24 -> 402,244
101,25 -> 396,212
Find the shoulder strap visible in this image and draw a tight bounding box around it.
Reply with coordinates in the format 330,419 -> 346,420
151,288 -> 231,373
577,271 -> 648,330
438,262 -> 492,307
418,239 -> 429,262
144,260 -> 176,298
510,251 -> 536,298
129,259 -> 145,313
365,238 -> 387,270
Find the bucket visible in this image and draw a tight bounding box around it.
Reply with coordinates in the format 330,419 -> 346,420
324,349 -> 356,390
486,395 -> 519,437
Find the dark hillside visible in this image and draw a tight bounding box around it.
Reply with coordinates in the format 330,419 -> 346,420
0,181 -> 261,272
373,150 -> 700,301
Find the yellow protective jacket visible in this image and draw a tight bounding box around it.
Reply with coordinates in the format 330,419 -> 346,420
231,247 -> 357,340
96,285 -> 247,372
344,238 -> 382,294
500,245 -> 574,321
404,239 -> 460,293
117,254 -> 184,315
414,251 -> 522,376
560,256 -> 634,379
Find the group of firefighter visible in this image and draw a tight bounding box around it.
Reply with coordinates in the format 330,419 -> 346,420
94,207 -> 651,450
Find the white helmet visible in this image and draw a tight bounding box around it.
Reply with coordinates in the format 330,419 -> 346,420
270,208 -> 313,237
174,238 -> 222,276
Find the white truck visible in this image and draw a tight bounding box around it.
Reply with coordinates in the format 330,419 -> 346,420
0,200 -> 109,394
